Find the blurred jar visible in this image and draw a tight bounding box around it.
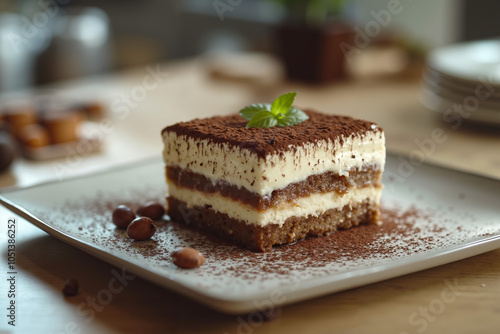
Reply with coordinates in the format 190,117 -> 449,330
36,7 -> 112,84
0,11 -> 52,91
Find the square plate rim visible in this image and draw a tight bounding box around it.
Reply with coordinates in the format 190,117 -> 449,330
1,155 -> 500,314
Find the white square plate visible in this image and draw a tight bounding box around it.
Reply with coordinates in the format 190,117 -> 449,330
1,155 -> 500,314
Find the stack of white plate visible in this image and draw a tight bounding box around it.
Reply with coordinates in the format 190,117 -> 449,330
421,39 -> 500,126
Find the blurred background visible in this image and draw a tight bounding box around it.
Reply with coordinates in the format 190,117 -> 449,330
1,0 -> 500,184
2,2 -> 500,332
0,0 -> 497,91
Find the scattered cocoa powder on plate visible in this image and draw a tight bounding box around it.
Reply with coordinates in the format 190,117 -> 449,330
33,186 -> 495,289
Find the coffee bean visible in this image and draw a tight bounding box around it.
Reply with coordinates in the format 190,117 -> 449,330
127,217 -> 156,241
137,201 -> 165,221
62,278 -> 79,296
171,247 -> 205,269
112,205 -> 136,229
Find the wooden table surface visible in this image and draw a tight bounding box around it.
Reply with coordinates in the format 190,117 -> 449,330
1,55 -> 499,334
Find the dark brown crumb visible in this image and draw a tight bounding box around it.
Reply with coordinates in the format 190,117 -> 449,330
62,278 -> 79,297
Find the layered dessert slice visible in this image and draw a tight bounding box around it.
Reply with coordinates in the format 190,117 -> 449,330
162,110 -> 385,252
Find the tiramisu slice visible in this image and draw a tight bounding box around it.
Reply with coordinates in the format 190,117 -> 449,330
162,98 -> 385,252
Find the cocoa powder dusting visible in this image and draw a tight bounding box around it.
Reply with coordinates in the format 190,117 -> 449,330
33,186 -> 497,293
162,110 -> 382,158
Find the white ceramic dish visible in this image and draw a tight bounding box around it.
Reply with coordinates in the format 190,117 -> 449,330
1,156 -> 500,314
424,67 -> 500,97
424,39 -> 500,126
422,70 -> 500,106
427,39 -> 500,84
420,84 -> 500,126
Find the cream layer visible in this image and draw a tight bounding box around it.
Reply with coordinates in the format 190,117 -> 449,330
167,182 -> 382,227
162,129 -> 385,196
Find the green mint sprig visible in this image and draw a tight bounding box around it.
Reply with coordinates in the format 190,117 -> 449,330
239,92 -> 309,128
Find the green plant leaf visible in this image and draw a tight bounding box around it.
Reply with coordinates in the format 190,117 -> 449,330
270,92 -> 297,116
277,107 -> 309,127
239,103 -> 271,121
246,111 -> 278,128
239,92 -> 308,128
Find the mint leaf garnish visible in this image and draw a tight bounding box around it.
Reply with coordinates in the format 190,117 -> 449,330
239,103 -> 271,121
246,111 -> 278,128
277,107 -> 310,127
239,92 -> 309,128
270,92 -> 296,116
